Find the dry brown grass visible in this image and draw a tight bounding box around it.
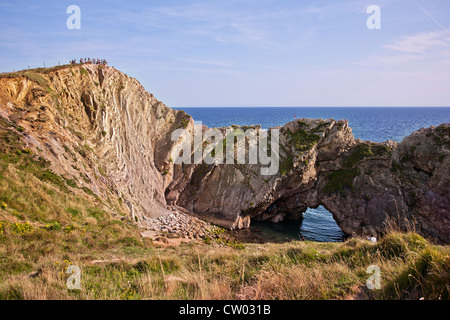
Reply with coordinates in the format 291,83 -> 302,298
0,230 -> 449,300
0,112 -> 448,300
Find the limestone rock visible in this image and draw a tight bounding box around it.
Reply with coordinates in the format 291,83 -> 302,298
1,65 -> 448,243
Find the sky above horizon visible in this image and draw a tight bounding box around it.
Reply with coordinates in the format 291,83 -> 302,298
1,0 -> 450,107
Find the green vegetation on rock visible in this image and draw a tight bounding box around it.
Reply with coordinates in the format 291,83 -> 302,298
323,168 -> 361,194
285,124 -> 321,153
280,157 -> 294,175
343,143 -> 391,169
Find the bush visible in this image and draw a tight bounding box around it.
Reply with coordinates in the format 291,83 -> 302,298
11,222 -> 33,235
285,126 -> 321,153
63,225 -> 76,233
45,221 -> 61,231
87,208 -> 105,221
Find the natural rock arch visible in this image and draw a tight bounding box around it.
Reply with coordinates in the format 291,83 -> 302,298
1,65 -> 447,243
167,119 -> 450,243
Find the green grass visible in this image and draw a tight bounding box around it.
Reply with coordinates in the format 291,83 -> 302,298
39,169 -> 69,192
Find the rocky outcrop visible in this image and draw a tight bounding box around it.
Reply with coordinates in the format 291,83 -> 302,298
168,119 -> 449,243
1,65 -> 448,243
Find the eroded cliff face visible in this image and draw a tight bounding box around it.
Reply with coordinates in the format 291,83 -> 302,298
0,65 -> 448,243
0,64 -> 192,227
167,118 -> 449,243
167,119 -> 450,242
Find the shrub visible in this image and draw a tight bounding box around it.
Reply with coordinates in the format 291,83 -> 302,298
63,225 -> 76,233
11,222 -> 33,235
120,288 -> 140,300
118,237 -> 140,247
204,227 -> 245,250
285,127 -> 320,153
391,161 -> 403,171
63,177 -> 78,188
12,211 -> 25,220
45,221 -> 61,231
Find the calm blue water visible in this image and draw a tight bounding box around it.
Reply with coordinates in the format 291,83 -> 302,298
175,107 -> 450,242
237,206 -> 346,243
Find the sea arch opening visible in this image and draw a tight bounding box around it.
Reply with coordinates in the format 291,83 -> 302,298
236,206 -> 347,243
298,206 -> 346,242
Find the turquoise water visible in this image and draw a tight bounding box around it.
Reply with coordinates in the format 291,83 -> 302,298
175,107 -> 450,242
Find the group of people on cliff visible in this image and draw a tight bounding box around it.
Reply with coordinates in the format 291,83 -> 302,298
69,58 -> 108,65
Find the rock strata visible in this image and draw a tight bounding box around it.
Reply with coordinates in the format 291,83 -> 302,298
167,118 -> 449,243
0,65 -> 448,243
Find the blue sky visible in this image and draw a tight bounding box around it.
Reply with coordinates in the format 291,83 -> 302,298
1,0 -> 449,107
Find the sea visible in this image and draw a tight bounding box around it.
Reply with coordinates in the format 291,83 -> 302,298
174,107 -> 450,242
